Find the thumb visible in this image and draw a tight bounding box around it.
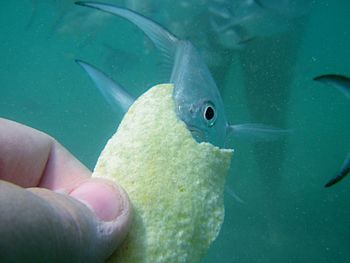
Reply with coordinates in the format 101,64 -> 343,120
0,179 -> 132,263
69,178 -> 132,260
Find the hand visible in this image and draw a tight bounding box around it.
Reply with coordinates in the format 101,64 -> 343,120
0,118 -> 132,263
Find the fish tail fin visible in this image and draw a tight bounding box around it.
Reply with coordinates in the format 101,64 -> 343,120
75,59 -> 134,113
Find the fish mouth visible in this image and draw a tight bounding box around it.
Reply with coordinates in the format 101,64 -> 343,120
186,125 -> 207,143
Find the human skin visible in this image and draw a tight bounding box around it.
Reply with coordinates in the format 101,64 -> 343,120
0,118 -> 132,263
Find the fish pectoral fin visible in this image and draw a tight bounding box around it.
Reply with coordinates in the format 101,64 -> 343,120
227,123 -> 291,141
325,153 -> 350,188
75,59 -> 134,113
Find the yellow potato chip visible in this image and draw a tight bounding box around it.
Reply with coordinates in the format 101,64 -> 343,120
93,84 -> 233,263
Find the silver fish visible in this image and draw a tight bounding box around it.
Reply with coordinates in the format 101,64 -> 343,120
75,1 -> 283,148
314,74 -> 350,187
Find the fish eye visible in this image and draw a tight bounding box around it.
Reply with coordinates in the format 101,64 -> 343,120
205,106 -> 215,120
203,102 -> 216,127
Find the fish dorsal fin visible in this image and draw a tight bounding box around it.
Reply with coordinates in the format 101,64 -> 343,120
75,2 -> 179,63
76,59 -> 134,113
75,2 -> 212,89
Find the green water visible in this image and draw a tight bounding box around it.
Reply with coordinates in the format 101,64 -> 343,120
1,1 -> 349,262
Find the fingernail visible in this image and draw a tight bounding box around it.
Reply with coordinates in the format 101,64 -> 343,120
70,180 -> 126,221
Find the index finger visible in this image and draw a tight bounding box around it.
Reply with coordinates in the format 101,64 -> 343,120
0,118 -> 91,192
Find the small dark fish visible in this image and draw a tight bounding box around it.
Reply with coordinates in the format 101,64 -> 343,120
314,74 -> 350,187
325,154 -> 350,187
254,0 -> 264,8
313,74 -> 350,99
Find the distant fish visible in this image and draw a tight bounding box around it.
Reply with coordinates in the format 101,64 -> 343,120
314,74 -> 350,187
123,0 -> 155,17
102,43 -> 140,76
209,15 -> 254,50
208,1 -> 258,49
27,1 -> 75,36
26,0 -> 39,29
208,0 -> 313,50
52,7 -> 109,36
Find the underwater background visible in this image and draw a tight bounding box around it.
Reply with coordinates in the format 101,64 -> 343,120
0,0 -> 349,262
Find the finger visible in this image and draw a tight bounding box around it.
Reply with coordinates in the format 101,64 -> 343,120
0,118 -> 90,191
0,180 -> 132,263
